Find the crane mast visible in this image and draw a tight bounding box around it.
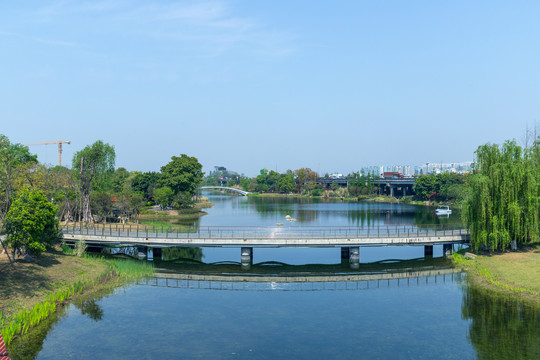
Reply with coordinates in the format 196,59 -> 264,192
24,140 -> 71,166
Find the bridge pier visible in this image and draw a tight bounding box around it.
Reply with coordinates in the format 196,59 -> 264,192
341,247 -> 360,269
443,244 -> 453,256
241,247 -> 253,270
424,245 -> 433,257
349,247 -> 360,269
153,247 -> 163,260
341,247 -> 350,260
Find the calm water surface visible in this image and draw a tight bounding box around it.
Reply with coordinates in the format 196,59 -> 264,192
9,195 -> 540,359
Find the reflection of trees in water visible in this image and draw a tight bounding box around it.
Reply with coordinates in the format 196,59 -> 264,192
462,283 -> 540,359
347,203 -> 421,227
76,299 -> 104,322
248,197 -> 319,223
347,209 -> 377,227
161,247 -> 203,262
414,207 -> 462,228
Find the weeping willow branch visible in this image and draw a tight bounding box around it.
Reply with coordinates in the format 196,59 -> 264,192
464,140 -> 539,250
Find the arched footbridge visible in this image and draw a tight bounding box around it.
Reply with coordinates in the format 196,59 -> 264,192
200,186 -> 250,196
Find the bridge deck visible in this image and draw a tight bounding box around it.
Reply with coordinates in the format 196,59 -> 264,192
62,225 -> 469,248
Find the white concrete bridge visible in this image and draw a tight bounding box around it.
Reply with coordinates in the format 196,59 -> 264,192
62,224 -> 468,268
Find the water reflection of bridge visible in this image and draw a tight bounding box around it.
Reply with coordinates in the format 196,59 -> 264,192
142,268 -> 462,292
141,257 -> 463,291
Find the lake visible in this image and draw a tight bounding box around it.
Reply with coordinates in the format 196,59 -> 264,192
9,195 -> 540,359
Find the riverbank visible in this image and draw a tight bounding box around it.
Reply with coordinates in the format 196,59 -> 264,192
137,197 -> 213,227
0,247 -> 154,346
453,245 -> 540,302
248,192 -> 401,202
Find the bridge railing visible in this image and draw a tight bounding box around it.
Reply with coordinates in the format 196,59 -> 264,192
62,223 -> 468,240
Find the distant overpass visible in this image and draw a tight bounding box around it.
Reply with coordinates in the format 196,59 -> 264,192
317,177 -> 416,197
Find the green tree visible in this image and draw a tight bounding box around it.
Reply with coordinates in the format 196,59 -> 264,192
91,191 -> 113,222
47,166 -> 78,224
128,191 -> 145,223
159,154 -> 204,197
464,140 -> 538,250
4,189 -> 60,256
153,186 -> 174,209
278,174 -> 295,193
72,140 -> 116,222
111,167 -> 130,193
0,135 -> 38,219
240,177 -> 257,191
294,168 -> 318,193
172,191 -> 193,209
131,171 -> 160,202
414,175 -> 438,200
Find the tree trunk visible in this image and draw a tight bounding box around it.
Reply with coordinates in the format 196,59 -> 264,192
82,190 -> 92,223
0,237 -> 14,266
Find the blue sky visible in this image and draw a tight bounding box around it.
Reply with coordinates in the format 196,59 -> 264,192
1,1 -> 539,176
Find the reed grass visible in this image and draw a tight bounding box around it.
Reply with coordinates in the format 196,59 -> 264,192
108,257 -> 154,278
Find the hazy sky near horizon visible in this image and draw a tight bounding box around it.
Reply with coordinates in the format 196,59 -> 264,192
1,1 -> 539,176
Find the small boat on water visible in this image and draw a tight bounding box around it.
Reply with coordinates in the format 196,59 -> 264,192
435,206 -> 452,216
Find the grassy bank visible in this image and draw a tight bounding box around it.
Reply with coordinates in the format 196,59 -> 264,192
0,248 -> 154,346
453,245 -> 540,301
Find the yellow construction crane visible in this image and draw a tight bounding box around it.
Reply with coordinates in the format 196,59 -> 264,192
24,140 -> 71,166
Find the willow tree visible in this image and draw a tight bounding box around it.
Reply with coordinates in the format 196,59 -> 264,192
464,140 -> 538,250
72,141 -> 115,222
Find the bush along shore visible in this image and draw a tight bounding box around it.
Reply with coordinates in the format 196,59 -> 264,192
452,246 -> 540,302
0,252 -> 154,346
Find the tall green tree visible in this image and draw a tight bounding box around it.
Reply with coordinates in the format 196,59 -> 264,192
159,154 -> 204,197
414,175 -> 438,200
153,186 -> 174,209
464,140 -> 538,250
0,135 -> 38,219
294,168 -> 318,193
72,140 -> 115,222
278,174 -> 295,193
4,189 -> 60,256
111,167 -> 130,193
131,171 -> 160,202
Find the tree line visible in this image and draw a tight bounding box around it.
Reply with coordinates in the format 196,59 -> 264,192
204,168 -> 382,197
0,134 -> 203,257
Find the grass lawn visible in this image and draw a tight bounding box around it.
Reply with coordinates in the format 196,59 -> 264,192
455,244 -> 540,299
0,248 -> 107,318
472,244 -> 540,294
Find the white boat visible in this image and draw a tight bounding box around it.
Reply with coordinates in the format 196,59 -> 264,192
435,206 -> 452,216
